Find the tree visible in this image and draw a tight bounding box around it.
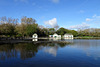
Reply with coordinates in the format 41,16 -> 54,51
15,23 -> 27,37
16,16 -> 38,37
48,28 -> 56,35
21,16 -> 36,24
70,30 -> 78,37
0,17 -> 18,36
26,23 -> 38,36
56,27 -> 70,35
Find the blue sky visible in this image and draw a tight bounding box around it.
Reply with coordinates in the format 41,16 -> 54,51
0,0 -> 100,29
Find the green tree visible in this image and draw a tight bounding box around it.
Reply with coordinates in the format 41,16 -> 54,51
70,30 -> 78,37
26,23 -> 38,36
15,23 -> 27,37
56,27 -> 70,35
0,17 -> 18,37
48,28 -> 55,35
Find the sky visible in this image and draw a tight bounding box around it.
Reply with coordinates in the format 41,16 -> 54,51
0,0 -> 100,30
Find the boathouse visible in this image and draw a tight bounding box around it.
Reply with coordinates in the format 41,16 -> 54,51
49,35 -> 53,38
49,33 -> 61,38
53,33 -> 58,38
32,33 -> 38,39
63,34 -> 73,39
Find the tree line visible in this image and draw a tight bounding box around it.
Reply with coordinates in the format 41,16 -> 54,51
0,16 -> 100,38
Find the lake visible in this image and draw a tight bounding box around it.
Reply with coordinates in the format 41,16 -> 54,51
0,39 -> 100,67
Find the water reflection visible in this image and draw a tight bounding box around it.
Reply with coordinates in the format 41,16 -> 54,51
49,38 -> 74,43
64,39 -> 73,43
0,39 -> 100,62
0,39 -> 100,67
0,44 -> 17,60
49,38 -> 61,41
32,39 -> 38,41
0,42 -> 68,60
43,44 -> 59,56
64,38 -> 73,39
71,39 -> 100,60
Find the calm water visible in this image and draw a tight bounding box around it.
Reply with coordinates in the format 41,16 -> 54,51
0,39 -> 100,67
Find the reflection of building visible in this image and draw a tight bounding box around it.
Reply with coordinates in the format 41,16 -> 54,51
32,39 -> 38,41
49,38 -> 61,41
64,39 -> 73,43
63,34 -> 73,39
49,35 -> 53,38
32,33 -> 38,39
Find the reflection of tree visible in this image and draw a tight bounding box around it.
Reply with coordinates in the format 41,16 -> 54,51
0,44 -> 17,60
0,42 -> 70,60
57,43 -> 68,47
0,43 -> 39,60
15,43 -> 39,60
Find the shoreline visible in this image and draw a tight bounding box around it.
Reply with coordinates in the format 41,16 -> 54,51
74,37 -> 100,39
0,39 -> 70,44
0,37 -> 100,44
1,37 -> 100,41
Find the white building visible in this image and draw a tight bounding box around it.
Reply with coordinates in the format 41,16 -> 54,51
32,33 -> 38,39
63,34 -> 73,39
58,35 -> 61,38
53,33 -> 58,38
49,33 -> 61,39
49,35 -> 53,38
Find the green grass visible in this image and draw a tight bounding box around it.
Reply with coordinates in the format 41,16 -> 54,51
74,36 -> 100,39
77,36 -> 93,38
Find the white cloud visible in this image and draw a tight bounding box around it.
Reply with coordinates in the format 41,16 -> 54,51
44,18 -> 58,28
86,18 -> 93,22
69,14 -> 100,30
70,23 -> 90,30
51,0 -> 59,3
92,14 -> 100,18
86,14 -> 100,23
92,14 -> 97,18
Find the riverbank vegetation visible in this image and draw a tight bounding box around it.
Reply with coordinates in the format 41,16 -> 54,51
0,16 -> 100,39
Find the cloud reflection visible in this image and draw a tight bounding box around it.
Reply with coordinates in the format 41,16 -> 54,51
44,45 -> 58,57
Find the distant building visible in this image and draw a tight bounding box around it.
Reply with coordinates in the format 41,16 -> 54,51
49,35 -> 53,38
63,34 -> 73,39
53,33 -> 58,38
58,35 -> 61,38
49,33 -> 61,39
32,33 -> 38,39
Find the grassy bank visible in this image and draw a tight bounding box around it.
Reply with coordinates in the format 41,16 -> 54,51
74,36 -> 100,39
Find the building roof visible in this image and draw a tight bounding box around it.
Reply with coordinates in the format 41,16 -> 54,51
33,33 -> 38,35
